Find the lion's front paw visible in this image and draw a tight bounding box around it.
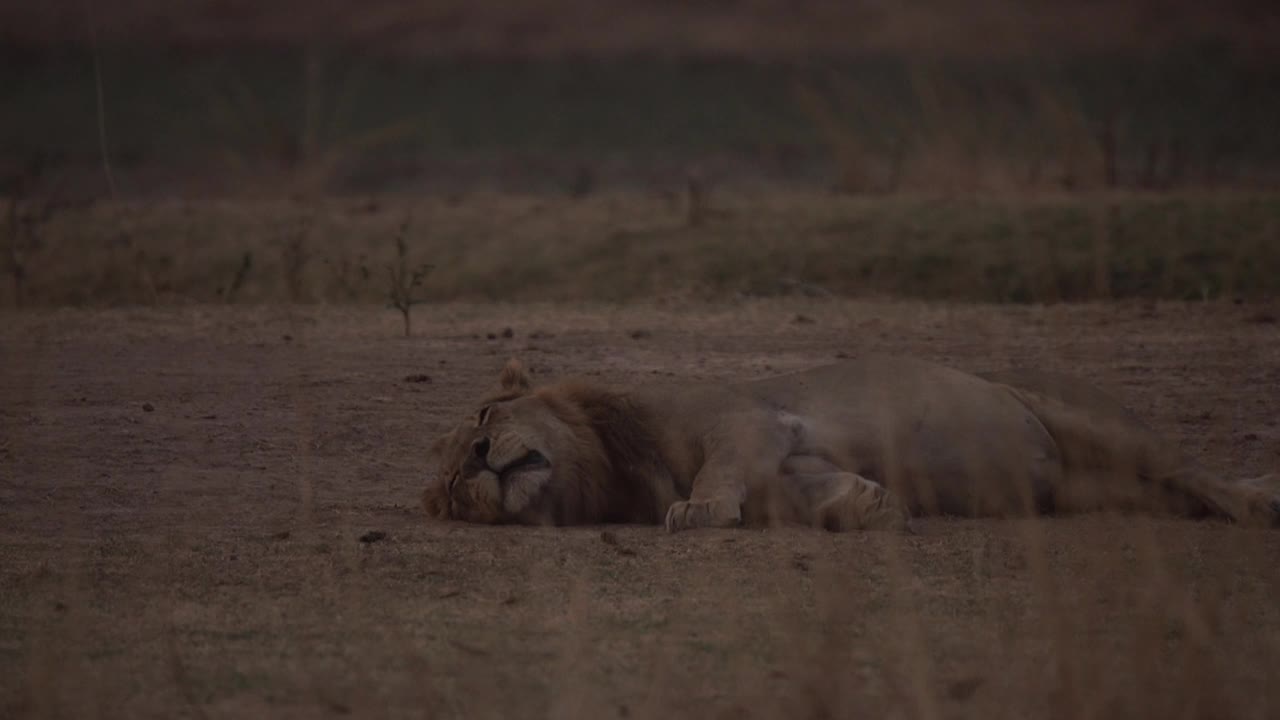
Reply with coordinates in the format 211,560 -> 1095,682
664,499 -> 742,533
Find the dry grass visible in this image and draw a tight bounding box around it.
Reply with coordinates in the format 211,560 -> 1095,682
5,191 -> 1278,309
1,300 -> 1278,718
793,63 -> 1118,195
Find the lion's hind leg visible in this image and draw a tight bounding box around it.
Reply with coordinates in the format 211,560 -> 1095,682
1114,467 -> 1280,528
774,463 -> 912,532
998,382 -> 1278,528
815,472 -> 913,532
1223,473 -> 1280,528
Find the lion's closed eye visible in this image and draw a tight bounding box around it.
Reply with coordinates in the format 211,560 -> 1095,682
476,405 -> 492,426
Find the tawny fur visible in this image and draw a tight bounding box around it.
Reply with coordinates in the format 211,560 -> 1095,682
424,356 -> 1279,533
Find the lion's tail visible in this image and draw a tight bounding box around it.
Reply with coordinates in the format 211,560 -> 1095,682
992,373 -> 1278,527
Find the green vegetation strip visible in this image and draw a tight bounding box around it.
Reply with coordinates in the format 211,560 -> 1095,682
6,192 -> 1277,307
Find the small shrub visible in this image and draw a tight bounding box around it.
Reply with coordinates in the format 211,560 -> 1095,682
386,217 -> 433,337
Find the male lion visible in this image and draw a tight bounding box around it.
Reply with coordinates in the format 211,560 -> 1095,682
423,356 -> 1279,532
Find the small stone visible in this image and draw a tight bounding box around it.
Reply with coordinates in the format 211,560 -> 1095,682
948,676 -> 985,701
600,530 -> 636,556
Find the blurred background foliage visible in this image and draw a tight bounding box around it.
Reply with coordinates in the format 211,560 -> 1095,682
2,0 -> 1278,305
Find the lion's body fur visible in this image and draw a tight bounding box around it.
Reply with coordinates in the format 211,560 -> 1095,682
425,355 -> 1278,532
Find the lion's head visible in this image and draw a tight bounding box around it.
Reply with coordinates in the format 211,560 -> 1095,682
423,359 -> 615,526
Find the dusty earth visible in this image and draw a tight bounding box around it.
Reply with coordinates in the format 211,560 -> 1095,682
2,299 -> 1279,720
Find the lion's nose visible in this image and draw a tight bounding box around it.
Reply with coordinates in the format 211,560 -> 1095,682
471,437 -> 491,461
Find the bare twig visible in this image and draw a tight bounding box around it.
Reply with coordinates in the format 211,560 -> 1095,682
685,169 -> 707,227
386,217 -> 433,337
4,160 -> 56,308
282,215 -> 313,303
87,2 -> 117,198
5,197 -> 23,308
225,252 -> 253,303
165,624 -> 212,720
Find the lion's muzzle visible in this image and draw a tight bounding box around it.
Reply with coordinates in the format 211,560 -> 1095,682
451,434 -> 554,522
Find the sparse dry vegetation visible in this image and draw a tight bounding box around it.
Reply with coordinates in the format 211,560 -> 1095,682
3,191 -> 1277,309
384,217 -> 432,337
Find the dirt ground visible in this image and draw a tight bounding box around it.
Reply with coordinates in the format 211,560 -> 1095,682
2,299 -> 1278,720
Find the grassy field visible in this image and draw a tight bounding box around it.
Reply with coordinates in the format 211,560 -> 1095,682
6,45 -> 1278,309
6,191 -> 1280,309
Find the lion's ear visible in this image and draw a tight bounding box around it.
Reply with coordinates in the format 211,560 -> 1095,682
498,357 -> 531,393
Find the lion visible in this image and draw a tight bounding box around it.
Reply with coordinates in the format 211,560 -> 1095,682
423,355 -> 1279,532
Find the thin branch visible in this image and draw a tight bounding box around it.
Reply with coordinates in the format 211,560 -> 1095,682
87,2 -> 117,198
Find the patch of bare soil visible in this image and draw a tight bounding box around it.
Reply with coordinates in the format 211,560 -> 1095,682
1,299 -> 1278,719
